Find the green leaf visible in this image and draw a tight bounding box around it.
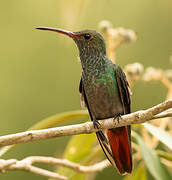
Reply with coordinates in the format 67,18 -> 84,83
143,123 -> 172,150
63,134 -> 96,162
135,133 -> 172,180
124,163 -> 147,180
29,110 -> 89,130
56,133 -> 97,180
0,110 -> 89,157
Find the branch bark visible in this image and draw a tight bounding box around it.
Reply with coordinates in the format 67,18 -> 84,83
0,156 -> 110,180
0,99 -> 171,147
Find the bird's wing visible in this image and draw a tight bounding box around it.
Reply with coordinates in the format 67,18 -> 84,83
79,78 -> 87,109
113,64 -> 132,142
113,64 -> 131,114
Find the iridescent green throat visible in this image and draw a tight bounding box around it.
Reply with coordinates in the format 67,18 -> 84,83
74,38 -> 107,74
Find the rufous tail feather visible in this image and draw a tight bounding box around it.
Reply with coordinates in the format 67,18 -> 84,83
107,126 -> 132,174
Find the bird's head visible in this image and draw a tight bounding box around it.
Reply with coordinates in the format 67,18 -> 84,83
36,27 -> 106,56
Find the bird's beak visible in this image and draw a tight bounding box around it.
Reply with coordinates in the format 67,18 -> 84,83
36,27 -> 75,38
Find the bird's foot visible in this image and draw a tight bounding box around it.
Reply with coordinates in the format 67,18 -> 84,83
93,119 -> 101,129
113,114 -> 122,123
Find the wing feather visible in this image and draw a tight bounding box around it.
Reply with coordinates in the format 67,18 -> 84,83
114,65 -> 132,146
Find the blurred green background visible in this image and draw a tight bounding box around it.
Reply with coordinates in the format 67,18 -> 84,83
0,0 -> 172,179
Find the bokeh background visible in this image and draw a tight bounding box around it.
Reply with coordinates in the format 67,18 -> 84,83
0,0 -> 172,179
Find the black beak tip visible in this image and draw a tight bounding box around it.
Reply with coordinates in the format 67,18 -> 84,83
35,27 -> 45,30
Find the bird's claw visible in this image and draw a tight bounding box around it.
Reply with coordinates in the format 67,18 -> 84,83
93,119 -> 101,129
113,114 -> 122,123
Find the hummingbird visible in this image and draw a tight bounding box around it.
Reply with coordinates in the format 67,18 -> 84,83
36,27 -> 132,174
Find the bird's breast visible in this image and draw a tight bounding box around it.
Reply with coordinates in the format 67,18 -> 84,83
83,73 -> 124,119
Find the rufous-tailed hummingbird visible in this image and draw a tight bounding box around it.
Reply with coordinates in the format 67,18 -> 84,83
36,27 -> 132,174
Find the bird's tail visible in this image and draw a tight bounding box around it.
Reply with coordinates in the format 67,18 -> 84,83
107,126 -> 132,174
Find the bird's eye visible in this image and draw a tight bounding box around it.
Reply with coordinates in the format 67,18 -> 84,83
84,34 -> 91,40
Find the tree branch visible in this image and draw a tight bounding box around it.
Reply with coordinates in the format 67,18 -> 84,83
0,99 -> 171,147
0,156 -> 110,180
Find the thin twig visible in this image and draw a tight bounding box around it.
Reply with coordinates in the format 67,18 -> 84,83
0,99 -> 171,147
0,158 -> 66,180
152,110 -> 172,119
0,156 -> 110,179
